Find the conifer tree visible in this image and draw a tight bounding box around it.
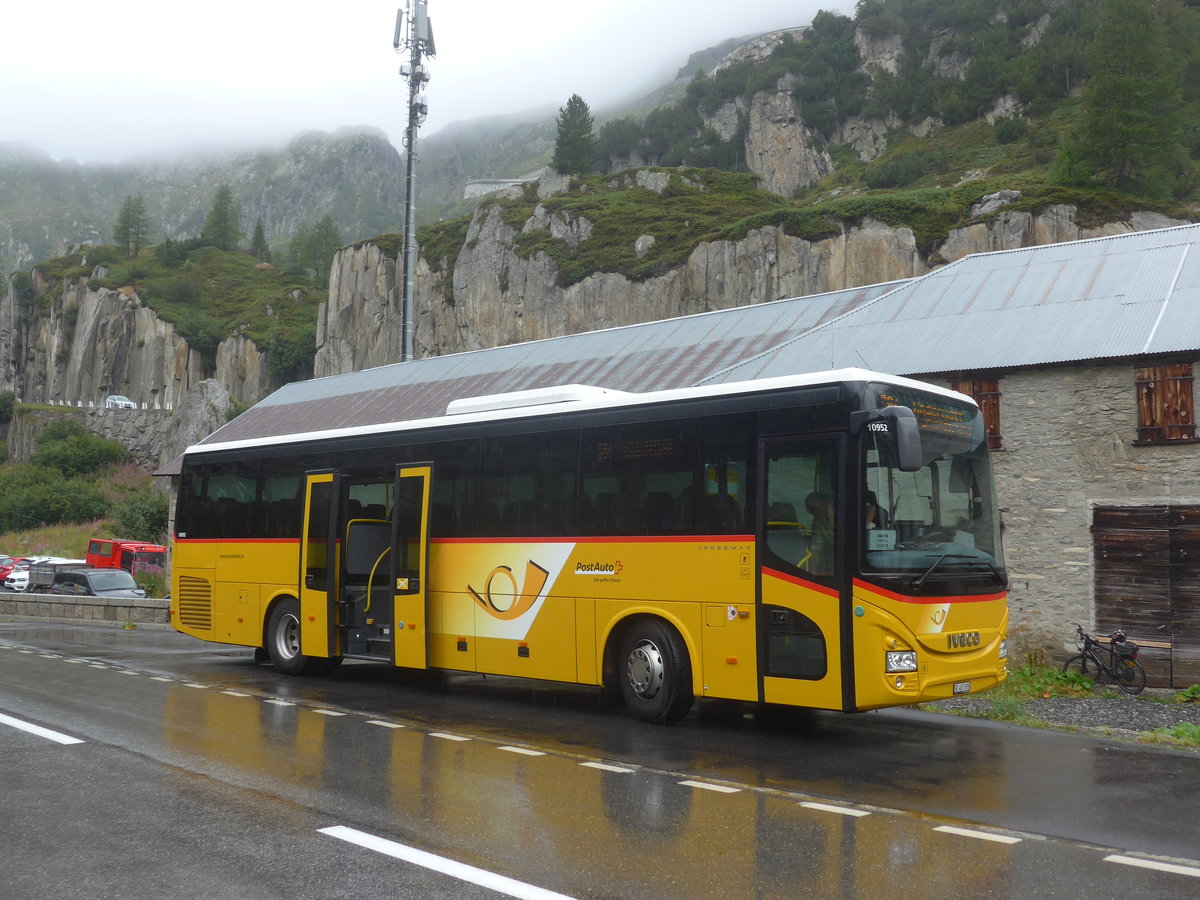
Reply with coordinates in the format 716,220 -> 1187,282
112,194 -> 148,258
201,184 -> 242,251
1078,0 -> 1183,191
550,94 -> 597,175
250,218 -> 271,262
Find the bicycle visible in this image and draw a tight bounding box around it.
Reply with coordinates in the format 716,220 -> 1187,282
1062,624 -> 1146,694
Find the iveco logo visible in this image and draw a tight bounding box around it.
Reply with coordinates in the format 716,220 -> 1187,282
947,631 -> 981,649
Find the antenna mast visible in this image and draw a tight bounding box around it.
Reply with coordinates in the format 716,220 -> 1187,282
394,1 -> 435,362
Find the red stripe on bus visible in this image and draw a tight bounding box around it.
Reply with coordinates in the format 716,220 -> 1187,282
432,534 -> 755,545
174,537 -> 299,544
853,578 -> 1006,605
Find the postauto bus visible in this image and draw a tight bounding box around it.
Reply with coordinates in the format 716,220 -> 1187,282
171,369 -> 1007,723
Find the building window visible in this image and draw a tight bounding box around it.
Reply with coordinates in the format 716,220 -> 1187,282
951,378 -> 1003,450
1135,364 -> 1196,443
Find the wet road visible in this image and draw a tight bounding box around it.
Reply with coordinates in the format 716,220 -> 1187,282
1,622 -> 1198,899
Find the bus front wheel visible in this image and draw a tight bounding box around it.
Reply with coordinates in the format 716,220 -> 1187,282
266,598 -> 318,675
619,619 -> 693,725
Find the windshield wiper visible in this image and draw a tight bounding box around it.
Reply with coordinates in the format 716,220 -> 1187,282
911,553 -> 1006,589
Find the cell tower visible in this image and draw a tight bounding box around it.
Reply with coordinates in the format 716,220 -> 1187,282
393,1 -> 436,362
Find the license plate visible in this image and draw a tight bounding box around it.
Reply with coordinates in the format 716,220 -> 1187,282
952,681 -> 971,695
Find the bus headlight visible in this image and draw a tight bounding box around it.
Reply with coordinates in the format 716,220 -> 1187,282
885,650 -> 918,673
999,639 -> 1007,660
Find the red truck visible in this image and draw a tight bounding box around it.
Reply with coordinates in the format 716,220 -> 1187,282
85,539 -> 167,575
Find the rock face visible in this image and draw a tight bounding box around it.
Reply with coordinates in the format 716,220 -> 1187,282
314,200 -> 1191,378
1,270 -> 274,410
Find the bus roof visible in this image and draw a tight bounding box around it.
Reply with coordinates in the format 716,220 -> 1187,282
185,368 -> 969,458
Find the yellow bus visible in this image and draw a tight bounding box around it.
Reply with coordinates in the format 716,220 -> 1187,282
171,369 -> 1007,723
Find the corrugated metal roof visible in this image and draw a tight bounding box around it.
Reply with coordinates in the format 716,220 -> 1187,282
704,222 -> 1200,384
201,281 -> 900,445
200,221 -> 1200,448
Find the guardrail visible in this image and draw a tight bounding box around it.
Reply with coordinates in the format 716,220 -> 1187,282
0,591 -> 171,630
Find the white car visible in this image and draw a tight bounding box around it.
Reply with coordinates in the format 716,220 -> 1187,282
4,556 -> 66,592
105,394 -> 136,409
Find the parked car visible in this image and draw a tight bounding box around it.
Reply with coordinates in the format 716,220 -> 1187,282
6,557 -> 79,592
0,555 -> 27,582
49,568 -> 146,599
105,394 -> 136,409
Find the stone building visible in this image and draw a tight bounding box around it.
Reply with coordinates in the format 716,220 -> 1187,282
203,221 -> 1200,687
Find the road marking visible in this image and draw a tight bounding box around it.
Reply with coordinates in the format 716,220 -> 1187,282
314,709 -> 345,717
430,732 -> 470,742
579,761 -> 634,773
221,690 -> 250,697
679,780 -> 741,794
801,801 -> 871,818
118,670 -> 140,676
934,825 -> 1022,844
183,683 -> 208,689
1104,855 -> 1200,878
319,826 -> 577,900
0,712 -> 84,745
500,745 -> 546,757
87,663 -> 107,668
367,719 -> 405,728
149,676 -> 172,682
264,699 -> 294,706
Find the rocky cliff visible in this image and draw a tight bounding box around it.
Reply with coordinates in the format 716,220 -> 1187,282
314,194 -> 1188,378
1,267 -> 274,410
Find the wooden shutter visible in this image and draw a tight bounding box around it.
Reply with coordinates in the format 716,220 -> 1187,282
1135,364 -> 1196,443
951,378 -> 1002,450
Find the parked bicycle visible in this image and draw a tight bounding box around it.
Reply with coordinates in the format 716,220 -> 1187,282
1062,624 -> 1146,694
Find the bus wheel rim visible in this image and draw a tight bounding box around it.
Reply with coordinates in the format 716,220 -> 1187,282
627,639 -> 664,701
276,613 -> 300,660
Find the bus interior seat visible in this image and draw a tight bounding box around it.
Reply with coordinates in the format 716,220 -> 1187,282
344,520 -> 391,585
702,494 -> 741,533
767,501 -> 797,524
643,491 -> 676,533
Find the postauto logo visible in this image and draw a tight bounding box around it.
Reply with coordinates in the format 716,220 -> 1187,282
575,560 -> 622,575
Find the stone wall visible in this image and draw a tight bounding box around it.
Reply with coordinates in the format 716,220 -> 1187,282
0,592 -> 171,629
946,363 -> 1200,657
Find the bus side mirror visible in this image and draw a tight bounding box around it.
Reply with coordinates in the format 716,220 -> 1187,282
882,407 -> 922,472
855,406 -> 922,472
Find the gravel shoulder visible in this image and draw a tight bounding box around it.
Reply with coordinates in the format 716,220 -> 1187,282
924,689 -> 1200,746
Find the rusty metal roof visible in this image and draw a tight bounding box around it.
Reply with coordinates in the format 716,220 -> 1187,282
197,221 -> 1200,449
199,281 -> 901,446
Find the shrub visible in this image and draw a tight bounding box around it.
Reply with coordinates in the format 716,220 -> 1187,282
993,116 -> 1028,144
30,428 -> 126,477
112,488 -> 169,542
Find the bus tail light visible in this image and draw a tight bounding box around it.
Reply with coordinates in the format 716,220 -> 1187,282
885,650 -> 918,673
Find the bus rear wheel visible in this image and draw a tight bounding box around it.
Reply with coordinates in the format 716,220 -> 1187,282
266,598 -> 319,675
619,620 -> 693,725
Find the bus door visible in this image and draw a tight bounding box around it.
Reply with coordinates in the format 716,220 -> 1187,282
299,472 -> 338,659
337,472 -> 403,661
758,435 -> 847,711
391,465 -> 432,669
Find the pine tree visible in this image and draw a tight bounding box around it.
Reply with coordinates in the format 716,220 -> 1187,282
308,215 -> 343,288
112,194 -> 148,258
201,184 -> 242,251
1079,0 -> 1183,191
250,218 -> 271,262
550,94 -> 597,175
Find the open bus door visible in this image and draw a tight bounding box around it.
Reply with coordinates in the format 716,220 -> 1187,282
391,464 -> 432,669
298,472 -> 339,660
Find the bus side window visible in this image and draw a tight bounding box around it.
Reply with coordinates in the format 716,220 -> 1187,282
763,438 -> 839,579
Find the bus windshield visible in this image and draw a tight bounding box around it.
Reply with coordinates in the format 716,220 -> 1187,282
861,387 -> 1006,590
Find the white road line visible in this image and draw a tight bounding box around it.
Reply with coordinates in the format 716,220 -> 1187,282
579,761 -> 634,773
679,780 -> 741,794
1104,855 -> 1200,878
313,709 -> 346,717
934,825 -> 1022,844
264,699 -> 294,706
366,720 -> 405,729
319,826 -> 578,900
221,690 -> 250,697
0,712 -> 84,745
430,732 -> 470,742
801,801 -> 871,818
149,676 -> 172,682
183,683 -> 208,689
499,746 -> 546,757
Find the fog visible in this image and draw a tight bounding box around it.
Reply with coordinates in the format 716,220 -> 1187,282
0,0 -> 854,164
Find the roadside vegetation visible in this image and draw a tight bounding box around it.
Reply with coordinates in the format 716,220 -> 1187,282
923,643 -> 1200,751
